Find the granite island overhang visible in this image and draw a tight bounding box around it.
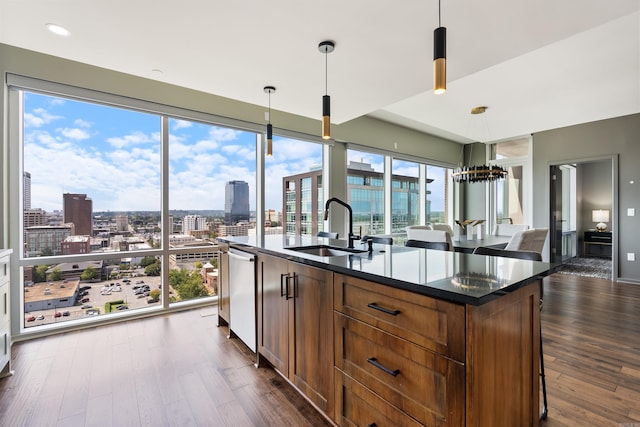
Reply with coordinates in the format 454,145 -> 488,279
218,233 -> 555,306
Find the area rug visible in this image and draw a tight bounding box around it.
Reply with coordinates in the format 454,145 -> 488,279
557,257 -> 612,279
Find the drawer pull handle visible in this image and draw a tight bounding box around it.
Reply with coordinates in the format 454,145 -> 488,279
367,357 -> 400,377
368,424 -> 377,427
367,302 -> 400,316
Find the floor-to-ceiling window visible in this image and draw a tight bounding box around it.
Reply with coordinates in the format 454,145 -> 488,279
347,149 -> 453,238
346,150 -> 385,236
391,159 -> 419,233
269,136 -> 324,236
168,118 -> 257,304
425,165 -> 451,225
488,137 -> 532,230
10,77 -> 261,333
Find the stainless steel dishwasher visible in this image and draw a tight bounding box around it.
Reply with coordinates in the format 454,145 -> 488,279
227,248 -> 257,352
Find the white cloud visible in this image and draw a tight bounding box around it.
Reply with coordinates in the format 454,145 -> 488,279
74,118 -> 92,128
60,127 -> 91,141
172,119 -> 192,130
23,108 -> 62,128
107,131 -> 155,149
209,126 -> 240,141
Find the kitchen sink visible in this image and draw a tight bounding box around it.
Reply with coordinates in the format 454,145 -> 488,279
287,245 -> 367,257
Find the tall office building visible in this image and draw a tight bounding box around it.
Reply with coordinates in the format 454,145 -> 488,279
63,193 -> 93,236
24,171 -> 31,209
224,181 -> 250,225
282,162 -> 436,236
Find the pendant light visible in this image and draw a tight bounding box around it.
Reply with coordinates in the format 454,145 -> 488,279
451,106 -> 508,183
318,40 -> 335,140
263,86 -> 275,156
433,0 -> 446,94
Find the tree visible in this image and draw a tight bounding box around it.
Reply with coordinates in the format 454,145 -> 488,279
144,261 -> 161,276
175,272 -> 209,300
169,269 -> 190,287
33,265 -> 49,283
80,266 -> 99,281
194,261 -> 203,269
209,258 -> 218,269
140,256 -> 157,267
148,289 -> 160,301
49,267 -> 63,281
168,269 -> 209,301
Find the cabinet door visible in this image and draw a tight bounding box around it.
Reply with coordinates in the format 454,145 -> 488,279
258,253 -> 290,375
289,262 -> 334,415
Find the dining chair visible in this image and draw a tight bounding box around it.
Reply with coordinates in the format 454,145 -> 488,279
431,223 -> 454,235
405,239 -> 451,251
472,246 -> 542,261
505,228 -> 548,254
406,227 -> 453,251
317,231 -> 339,239
361,235 -> 394,245
493,223 -> 530,236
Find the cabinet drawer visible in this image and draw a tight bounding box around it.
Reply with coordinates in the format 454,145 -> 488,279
0,286 -> 7,325
335,368 -> 423,427
334,274 -> 465,361
335,313 -> 464,426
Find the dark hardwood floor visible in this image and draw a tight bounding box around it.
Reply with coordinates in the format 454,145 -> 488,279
1,273 -> 639,426
541,274 -> 640,427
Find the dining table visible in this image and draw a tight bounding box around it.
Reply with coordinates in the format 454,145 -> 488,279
452,234 -> 513,254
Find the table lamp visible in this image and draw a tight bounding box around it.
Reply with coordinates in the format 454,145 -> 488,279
592,209 -> 609,232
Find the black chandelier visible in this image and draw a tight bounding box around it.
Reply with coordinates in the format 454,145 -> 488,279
452,165 -> 508,183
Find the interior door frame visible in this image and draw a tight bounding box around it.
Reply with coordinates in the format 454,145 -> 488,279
548,154 -> 618,280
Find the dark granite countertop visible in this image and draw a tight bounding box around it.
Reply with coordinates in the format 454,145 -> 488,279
219,234 -> 555,306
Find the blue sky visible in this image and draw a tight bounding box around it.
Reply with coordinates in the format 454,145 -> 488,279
23,92 -> 322,212
23,92 -> 444,214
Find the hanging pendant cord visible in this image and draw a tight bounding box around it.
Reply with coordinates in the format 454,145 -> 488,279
268,92 -> 271,124
324,50 -> 328,95
438,0 -> 442,27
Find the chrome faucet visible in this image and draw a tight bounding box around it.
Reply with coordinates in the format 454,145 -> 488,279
324,197 -> 358,248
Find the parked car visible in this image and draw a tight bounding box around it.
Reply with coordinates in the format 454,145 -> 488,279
26,315 -> 35,322
36,314 -> 44,320
116,305 -> 128,311
62,311 -> 70,317
54,312 -> 62,318
81,304 -> 92,309
81,297 -> 90,303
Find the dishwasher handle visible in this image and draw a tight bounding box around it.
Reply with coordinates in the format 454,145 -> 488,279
228,250 -> 256,262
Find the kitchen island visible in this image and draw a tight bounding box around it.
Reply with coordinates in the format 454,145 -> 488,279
219,234 -> 553,426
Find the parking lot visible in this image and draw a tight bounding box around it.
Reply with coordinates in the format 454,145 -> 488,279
25,275 -> 163,327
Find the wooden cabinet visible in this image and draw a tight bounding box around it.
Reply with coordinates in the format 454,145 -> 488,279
334,273 -> 540,427
257,253 -> 290,374
258,253 -> 334,414
0,250 -> 12,379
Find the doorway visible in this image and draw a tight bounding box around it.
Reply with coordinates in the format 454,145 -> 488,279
549,158 -> 615,278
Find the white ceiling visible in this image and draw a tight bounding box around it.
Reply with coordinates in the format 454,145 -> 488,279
1,0 -> 638,143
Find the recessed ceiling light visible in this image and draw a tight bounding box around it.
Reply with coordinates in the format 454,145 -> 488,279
45,23 -> 71,37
